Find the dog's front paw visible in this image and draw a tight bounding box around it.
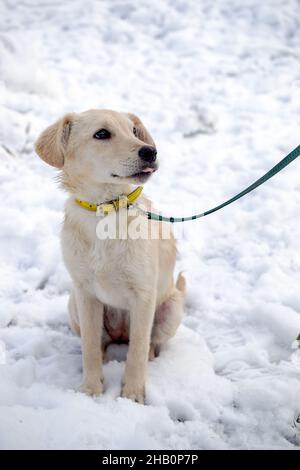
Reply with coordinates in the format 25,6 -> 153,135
121,382 -> 145,404
79,380 -> 103,397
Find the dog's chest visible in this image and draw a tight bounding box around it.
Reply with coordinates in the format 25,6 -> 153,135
62,204 -> 153,308
90,239 -> 132,307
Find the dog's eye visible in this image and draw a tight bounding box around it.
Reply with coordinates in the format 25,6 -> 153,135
93,129 -> 111,140
133,127 -> 137,136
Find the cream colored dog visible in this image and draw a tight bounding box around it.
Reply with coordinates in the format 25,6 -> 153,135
35,109 -> 185,403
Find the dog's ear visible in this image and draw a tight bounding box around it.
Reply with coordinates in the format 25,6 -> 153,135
126,113 -> 156,147
35,113 -> 75,168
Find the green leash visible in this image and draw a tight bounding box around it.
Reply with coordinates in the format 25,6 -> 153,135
142,144 -> 300,223
139,144 -> 300,347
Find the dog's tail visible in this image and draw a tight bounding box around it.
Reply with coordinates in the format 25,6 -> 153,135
176,271 -> 186,296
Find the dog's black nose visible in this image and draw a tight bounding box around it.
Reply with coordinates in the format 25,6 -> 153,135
138,146 -> 157,163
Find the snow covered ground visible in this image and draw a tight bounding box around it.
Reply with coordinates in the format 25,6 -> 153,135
1,0 -> 300,450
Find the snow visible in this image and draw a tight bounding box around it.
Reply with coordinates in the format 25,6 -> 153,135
1,0 -> 300,450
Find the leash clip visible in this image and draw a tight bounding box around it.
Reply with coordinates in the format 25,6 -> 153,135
96,195 -> 129,216
118,195 -> 129,210
96,203 -> 113,216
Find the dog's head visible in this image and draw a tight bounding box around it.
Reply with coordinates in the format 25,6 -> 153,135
35,109 -> 158,187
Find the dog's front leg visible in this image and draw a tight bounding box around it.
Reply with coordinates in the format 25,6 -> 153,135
122,296 -> 156,404
75,287 -> 104,396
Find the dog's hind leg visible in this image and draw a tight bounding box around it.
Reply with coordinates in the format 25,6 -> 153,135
150,272 -> 186,360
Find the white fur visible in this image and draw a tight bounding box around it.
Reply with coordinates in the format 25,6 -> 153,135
35,109 -> 186,403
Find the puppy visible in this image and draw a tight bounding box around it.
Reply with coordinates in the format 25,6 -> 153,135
35,109 -> 185,403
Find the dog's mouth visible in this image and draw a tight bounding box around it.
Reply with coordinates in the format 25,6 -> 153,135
112,164 -> 158,181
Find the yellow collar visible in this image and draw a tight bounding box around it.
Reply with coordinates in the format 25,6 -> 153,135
75,186 -> 143,215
